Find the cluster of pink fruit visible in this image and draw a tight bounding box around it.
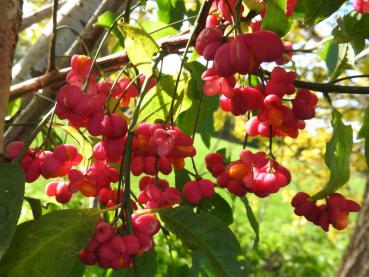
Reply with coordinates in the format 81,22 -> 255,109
196,27 -> 284,77
354,0 -> 369,13
5,142 -> 82,183
80,213 -> 160,270
206,150 -> 290,198
245,67 -> 318,138
130,122 -> 196,176
291,192 -> 361,231
137,176 -> 181,208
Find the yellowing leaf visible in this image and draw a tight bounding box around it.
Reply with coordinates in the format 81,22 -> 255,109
118,23 -> 159,76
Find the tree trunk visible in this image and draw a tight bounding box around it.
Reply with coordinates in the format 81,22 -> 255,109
337,175 -> 369,277
0,0 -> 22,158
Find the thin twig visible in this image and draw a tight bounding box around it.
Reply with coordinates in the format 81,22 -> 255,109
47,0 -> 58,72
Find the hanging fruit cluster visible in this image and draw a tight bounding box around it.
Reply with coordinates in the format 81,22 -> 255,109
5,0 -> 362,272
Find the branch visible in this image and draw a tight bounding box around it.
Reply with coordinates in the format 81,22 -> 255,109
10,33 -> 369,101
10,33 -> 189,100
20,1 -> 66,31
294,80 -> 369,95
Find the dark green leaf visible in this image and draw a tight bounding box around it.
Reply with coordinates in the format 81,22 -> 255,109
167,264 -> 190,277
190,250 -> 215,277
118,23 -> 159,76
174,169 -> 191,190
157,0 -> 186,29
261,0 -> 291,37
66,261 -> 85,277
0,209 -> 99,277
158,207 -> 244,276
0,163 -> 25,259
312,110 -> 353,200
96,11 -> 125,47
216,148 -> 227,158
24,197 -> 42,219
241,197 -> 260,249
358,105 -> 369,168
110,251 -> 156,277
298,0 -> 347,25
197,193 -> 233,225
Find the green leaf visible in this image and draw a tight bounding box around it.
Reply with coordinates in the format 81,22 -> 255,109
0,209 -> 99,277
157,0 -> 186,29
0,163 -> 25,259
178,62 -> 219,148
6,99 -> 21,119
197,194 -> 233,225
261,0 -> 291,37
320,41 -> 339,74
332,12 -> 369,55
118,23 -> 159,76
312,110 -> 353,200
190,250 -> 215,276
358,106 -> 369,168
24,197 -> 42,219
141,20 -> 178,40
174,169 -> 191,190
110,251 -> 156,277
96,11 -> 125,47
298,0 -> 347,25
66,261 -> 85,277
321,42 -> 356,79
158,207 -> 244,276
241,197 -> 260,249
187,49 -> 200,63
331,43 -> 356,80
138,74 -> 191,123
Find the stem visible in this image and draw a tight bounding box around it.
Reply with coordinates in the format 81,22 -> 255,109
47,0 -> 58,72
168,0 -> 213,124
243,111 -> 251,149
82,13 -> 125,92
331,75 -> 369,84
105,62 -> 132,112
124,0 -> 133,23
189,84 -> 204,178
116,56 -> 162,276
149,15 -> 198,35
112,74 -> 142,113
56,26 -> 93,58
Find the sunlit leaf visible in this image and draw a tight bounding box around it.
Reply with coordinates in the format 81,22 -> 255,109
118,23 -> 159,76
262,0 -> 290,37
312,110 -> 353,200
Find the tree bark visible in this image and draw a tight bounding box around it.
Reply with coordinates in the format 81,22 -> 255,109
337,175 -> 369,277
0,0 -> 22,158
4,0 -> 126,145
